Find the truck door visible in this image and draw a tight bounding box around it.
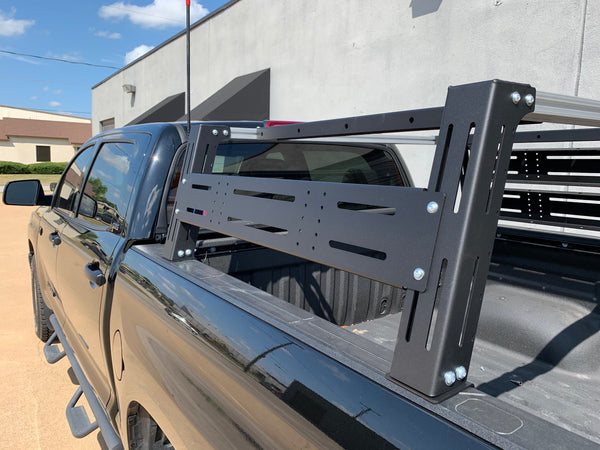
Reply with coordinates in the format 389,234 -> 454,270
54,138 -> 146,405
37,145 -> 96,315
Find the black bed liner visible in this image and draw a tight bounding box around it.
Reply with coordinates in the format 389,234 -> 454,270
195,235 -> 600,445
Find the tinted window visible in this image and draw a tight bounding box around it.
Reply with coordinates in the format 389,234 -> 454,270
213,142 -> 403,186
36,145 -> 51,162
56,145 -> 95,214
78,142 -> 139,232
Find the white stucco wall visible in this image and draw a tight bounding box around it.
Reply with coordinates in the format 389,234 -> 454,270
92,0 -> 596,135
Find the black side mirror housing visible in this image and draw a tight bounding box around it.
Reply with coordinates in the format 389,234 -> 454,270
2,180 -> 51,206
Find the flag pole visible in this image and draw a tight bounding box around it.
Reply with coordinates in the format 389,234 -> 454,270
186,0 -> 191,135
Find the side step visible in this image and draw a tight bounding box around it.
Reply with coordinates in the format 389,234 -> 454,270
67,386 -> 98,438
48,315 -> 123,450
43,331 -> 66,364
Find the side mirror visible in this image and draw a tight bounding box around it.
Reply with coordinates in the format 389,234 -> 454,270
79,194 -> 98,218
2,180 -> 50,206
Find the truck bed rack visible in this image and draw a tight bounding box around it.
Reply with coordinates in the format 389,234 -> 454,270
164,79 -> 600,399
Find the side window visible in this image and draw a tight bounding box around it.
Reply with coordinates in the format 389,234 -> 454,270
78,142 -> 139,232
56,145 -> 95,214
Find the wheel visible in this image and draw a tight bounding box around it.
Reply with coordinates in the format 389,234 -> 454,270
127,403 -> 174,450
30,255 -> 53,342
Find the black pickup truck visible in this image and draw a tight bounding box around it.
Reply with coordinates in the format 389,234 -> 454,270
4,80 -> 600,449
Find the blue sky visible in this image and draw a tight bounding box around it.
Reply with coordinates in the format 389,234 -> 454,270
0,0 -> 230,118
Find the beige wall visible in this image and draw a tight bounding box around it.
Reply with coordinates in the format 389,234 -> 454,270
0,106 -> 90,164
0,137 -> 77,164
0,106 -> 90,124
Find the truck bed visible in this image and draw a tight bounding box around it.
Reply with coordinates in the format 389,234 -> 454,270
348,282 -> 600,445
138,228 -> 600,447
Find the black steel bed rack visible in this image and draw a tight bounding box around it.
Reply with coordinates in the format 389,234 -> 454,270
164,79 -> 600,399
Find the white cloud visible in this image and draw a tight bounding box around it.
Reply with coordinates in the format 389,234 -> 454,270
30,96 -> 38,100
124,44 -> 154,65
95,30 -> 122,39
0,7 -> 34,36
49,101 -> 61,108
99,0 -> 208,30
53,89 -> 63,95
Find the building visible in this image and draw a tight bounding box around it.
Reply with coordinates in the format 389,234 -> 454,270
0,105 -> 91,164
92,0 -> 598,135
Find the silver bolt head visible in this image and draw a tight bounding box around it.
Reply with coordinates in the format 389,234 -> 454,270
511,91 -> 521,104
524,94 -> 535,107
413,268 -> 425,280
175,208 -> 180,215
212,129 -> 219,136
223,129 -> 229,136
181,178 -> 187,184
426,201 -> 439,214
444,371 -> 457,386
185,249 -> 193,256
455,366 -> 467,381
177,250 -> 185,258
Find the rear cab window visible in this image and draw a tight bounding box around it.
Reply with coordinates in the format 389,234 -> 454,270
212,142 -> 405,186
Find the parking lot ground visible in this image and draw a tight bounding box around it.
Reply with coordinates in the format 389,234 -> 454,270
0,201 -> 100,449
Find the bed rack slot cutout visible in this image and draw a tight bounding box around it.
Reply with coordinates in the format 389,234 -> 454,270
507,148 -> 600,186
174,172 -> 444,291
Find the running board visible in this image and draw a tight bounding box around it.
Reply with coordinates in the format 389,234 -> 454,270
48,315 -> 124,450
43,331 -> 65,364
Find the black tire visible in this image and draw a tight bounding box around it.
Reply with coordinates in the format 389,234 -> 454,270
127,403 -> 173,450
30,255 -> 53,342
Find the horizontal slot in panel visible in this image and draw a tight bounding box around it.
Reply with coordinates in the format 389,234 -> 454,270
175,173 -> 445,290
500,189 -> 600,231
507,148 -> 600,186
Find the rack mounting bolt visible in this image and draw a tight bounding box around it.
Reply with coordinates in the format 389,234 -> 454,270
426,201 -> 439,214
524,94 -> 535,107
177,250 -> 185,258
455,366 -> 467,381
413,268 -> 425,280
181,178 -> 186,184
175,208 -> 180,215
185,249 -> 193,256
510,92 -> 521,104
444,371 -> 456,386
212,129 -> 219,136
223,129 -> 229,137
